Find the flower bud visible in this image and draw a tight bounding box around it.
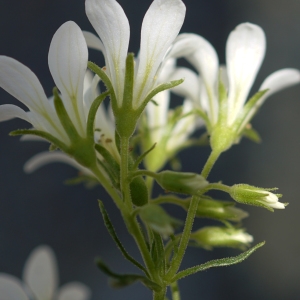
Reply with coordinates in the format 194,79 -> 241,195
139,204 -> 182,239
230,184 -> 286,211
190,226 -> 253,250
194,197 -> 248,222
154,171 -> 208,195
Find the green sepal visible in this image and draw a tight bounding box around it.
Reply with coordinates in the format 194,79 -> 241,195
132,143 -> 156,170
122,53 -> 134,110
86,91 -> 110,140
242,125 -> 261,143
53,87 -> 80,141
87,61 -> 117,105
170,241 -> 265,283
95,144 -> 120,182
139,79 -> 184,112
9,129 -> 69,153
242,89 -> 269,118
235,89 -> 269,134
95,258 -> 162,292
98,200 -> 149,276
218,75 -> 228,122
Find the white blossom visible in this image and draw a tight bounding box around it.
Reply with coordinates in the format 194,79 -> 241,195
0,245 -> 90,300
84,0 -> 186,108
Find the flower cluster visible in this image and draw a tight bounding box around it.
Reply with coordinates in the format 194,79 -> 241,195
0,0 -> 297,298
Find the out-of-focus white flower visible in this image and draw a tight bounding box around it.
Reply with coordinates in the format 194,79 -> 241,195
0,21 -> 89,145
172,23 -> 300,152
0,245 -> 91,300
84,0 -> 186,109
140,59 -> 200,171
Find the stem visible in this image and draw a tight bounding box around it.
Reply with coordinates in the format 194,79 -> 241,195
120,136 -> 132,208
119,136 -> 158,280
170,281 -> 181,300
165,195 -> 200,281
91,165 -> 123,210
201,150 -> 221,179
153,287 -> 167,300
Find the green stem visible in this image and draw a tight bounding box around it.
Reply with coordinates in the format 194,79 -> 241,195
120,136 -> 132,208
201,182 -> 231,194
153,287 -> 167,300
170,281 -> 181,300
201,150 -> 221,179
165,195 -> 200,281
119,136 -> 158,280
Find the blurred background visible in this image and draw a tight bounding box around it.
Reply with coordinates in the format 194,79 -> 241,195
1,0 -> 300,299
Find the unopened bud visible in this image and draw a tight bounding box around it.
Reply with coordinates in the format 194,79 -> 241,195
154,171 -> 208,195
230,184 -> 286,211
194,197 -> 248,222
190,226 -> 253,250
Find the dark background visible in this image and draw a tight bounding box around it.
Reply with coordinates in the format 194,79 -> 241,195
1,0 -> 300,299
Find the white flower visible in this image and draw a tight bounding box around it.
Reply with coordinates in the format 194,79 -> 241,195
172,23 -> 300,151
140,58 -> 200,171
84,0 -> 186,109
0,245 -> 91,300
0,21 -> 88,145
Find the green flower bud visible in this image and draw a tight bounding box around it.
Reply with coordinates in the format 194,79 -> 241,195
190,226 -> 253,250
154,171 -> 208,195
130,176 -> 149,207
194,197 -> 248,222
139,204 -> 182,239
230,184 -> 286,211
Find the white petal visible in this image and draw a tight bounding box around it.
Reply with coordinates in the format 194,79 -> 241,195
0,274 -> 29,300
146,90 -> 170,143
20,134 -> 48,142
82,31 -> 105,52
241,69 -> 300,129
259,68 -> 300,101
0,104 -> 31,123
169,67 -> 199,102
48,21 -> 88,137
23,245 -> 58,300
166,33 -> 202,59
133,0 -> 186,108
167,99 -> 196,151
183,34 -> 219,123
226,23 -> 266,125
23,151 -> 91,175
57,282 -> 91,300
0,56 -> 50,113
83,74 -> 101,119
85,0 -> 130,105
